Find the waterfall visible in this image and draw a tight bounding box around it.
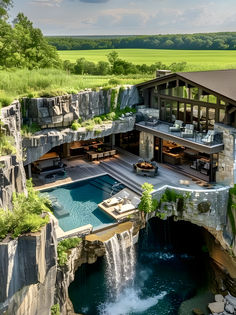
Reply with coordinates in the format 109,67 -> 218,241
104,229 -> 135,299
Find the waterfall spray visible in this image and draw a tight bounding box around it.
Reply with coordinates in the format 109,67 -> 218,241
104,228 -> 135,299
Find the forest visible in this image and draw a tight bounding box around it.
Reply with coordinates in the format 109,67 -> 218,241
47,32 -> 236,51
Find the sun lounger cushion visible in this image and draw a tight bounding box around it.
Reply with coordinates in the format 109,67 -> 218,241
104,197 -> 120,207
115,203 -> 135,213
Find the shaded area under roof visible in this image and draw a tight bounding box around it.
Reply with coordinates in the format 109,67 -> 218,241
137,69 -> 236,103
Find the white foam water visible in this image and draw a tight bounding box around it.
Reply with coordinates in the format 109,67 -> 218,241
104,229 -> 135,298
99,288 -> 167,315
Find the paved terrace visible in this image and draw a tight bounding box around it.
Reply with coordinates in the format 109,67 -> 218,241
136,121 -> 224,154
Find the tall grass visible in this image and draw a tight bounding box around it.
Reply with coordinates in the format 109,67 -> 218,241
0,68 -> 152,101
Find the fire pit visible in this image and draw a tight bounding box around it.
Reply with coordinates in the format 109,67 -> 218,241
133,161 -> 158,177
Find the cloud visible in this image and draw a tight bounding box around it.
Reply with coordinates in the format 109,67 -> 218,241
30,0 -> 63,7
79,0 -> 109,3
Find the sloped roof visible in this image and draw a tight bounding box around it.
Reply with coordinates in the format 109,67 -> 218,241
137,69 -> 236,103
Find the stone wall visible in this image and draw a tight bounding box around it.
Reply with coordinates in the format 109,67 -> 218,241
139,131 -> 154,161
23,115 -> 136,165
0,102 -> 26,209
23,86 -> 139,129
215,123 -> 235,186
0,221 -> 57,315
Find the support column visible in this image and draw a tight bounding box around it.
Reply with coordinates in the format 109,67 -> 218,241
139,131 -> 154,161
210,154 -> 214,182
112,134 -> 116,148
159,139 -> 163,163
63,143 -> 70,158
27,163 -> 32,179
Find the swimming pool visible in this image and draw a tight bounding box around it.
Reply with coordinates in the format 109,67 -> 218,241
41,175 -> 125,231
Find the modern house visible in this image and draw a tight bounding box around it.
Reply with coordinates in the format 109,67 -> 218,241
130,69 -> 236,184
22,70 -> 236,187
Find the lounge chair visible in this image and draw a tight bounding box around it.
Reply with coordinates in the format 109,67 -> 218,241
181,124 -> 194,138
169,120 -> 183,132
103,197 -> 120,207
114,196 -> 140,214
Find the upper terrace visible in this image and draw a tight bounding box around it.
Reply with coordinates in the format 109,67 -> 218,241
136,120 -> 224,154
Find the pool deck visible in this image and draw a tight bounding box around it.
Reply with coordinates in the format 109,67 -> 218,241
35,150 -> 226,240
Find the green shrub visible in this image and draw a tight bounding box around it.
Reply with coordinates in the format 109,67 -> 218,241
93,116 -> 103,125
108,78 -> 121,85
0,95 -> 14,107
71,120 -> 81,131
51,304 -> 60,315
94,129 -> 102,135
106,111 -> 116,121
0,125 -> 17,156
21,122 -> 41,136
57,237 -> 82,266
0,179 -> 51,240
86,125 -> 94,132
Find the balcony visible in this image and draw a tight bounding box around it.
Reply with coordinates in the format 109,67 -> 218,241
135,120 -> 224,154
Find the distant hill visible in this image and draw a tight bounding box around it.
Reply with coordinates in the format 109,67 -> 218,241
46,32 -> 236,51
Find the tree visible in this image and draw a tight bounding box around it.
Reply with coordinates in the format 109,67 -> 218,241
138,183 -> 157,215
107,51 -> 119,72
0,0 -> 12,20
0,12 -> 61,69
96,61 -> 110,75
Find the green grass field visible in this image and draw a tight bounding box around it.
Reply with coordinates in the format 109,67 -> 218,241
58,49 -> 236,71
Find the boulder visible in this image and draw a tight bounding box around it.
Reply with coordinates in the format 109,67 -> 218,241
225,294 -> 236,308
208,302 -> 224,313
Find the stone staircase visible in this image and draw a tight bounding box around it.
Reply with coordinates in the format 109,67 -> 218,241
100,148 -> 143,195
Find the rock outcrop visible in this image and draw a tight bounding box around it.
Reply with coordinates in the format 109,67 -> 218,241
0,102 -> 26,209
23,86 -> 139,129
55,238 -> 105,314
0,221 -> 57,315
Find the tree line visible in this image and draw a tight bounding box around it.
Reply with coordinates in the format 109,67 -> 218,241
47,32 -> 236,51
63,51 -> 187,75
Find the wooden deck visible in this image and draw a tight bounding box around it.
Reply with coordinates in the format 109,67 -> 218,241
98,188 -> 139,220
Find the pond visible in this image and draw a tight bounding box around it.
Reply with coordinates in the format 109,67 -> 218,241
69,218 -> 212,315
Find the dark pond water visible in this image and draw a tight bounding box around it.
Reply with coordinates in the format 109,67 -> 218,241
69,218 -> 210,315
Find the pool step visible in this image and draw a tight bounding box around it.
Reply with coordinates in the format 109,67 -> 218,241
89,177 -> 125,196
100,162 -> 142,195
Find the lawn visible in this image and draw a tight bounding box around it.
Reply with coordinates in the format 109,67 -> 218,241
58,49 -> 236,71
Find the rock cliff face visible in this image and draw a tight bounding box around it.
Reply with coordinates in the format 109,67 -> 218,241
0,221 -> 57,315
0,102 -> 26,209
55,238 -> 105,314
23,86 -> 139,129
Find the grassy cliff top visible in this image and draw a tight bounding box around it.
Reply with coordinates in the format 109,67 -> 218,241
0,68 -> 152,107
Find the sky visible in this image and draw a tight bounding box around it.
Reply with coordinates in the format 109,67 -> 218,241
9,0 -> 236,36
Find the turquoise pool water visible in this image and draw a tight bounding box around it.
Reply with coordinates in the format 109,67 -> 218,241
42,175 -> 125,231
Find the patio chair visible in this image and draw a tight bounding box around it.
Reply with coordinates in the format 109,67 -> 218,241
181,124 -> 194,138
151,161 -> 159,176
169,120 -> 183,132
202,130 -> 222,145
114,196 -> 140,213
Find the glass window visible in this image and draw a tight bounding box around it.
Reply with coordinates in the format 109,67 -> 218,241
193,105 -> 199,130
186,104 -> 192,123
179,103 -> 185,122
171,101 -> 178,122
200,106 -> 207,132
219,109 -> 226,123
208,108 -> 215,130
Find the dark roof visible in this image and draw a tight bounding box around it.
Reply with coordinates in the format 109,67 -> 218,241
137,69 -> 236,103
